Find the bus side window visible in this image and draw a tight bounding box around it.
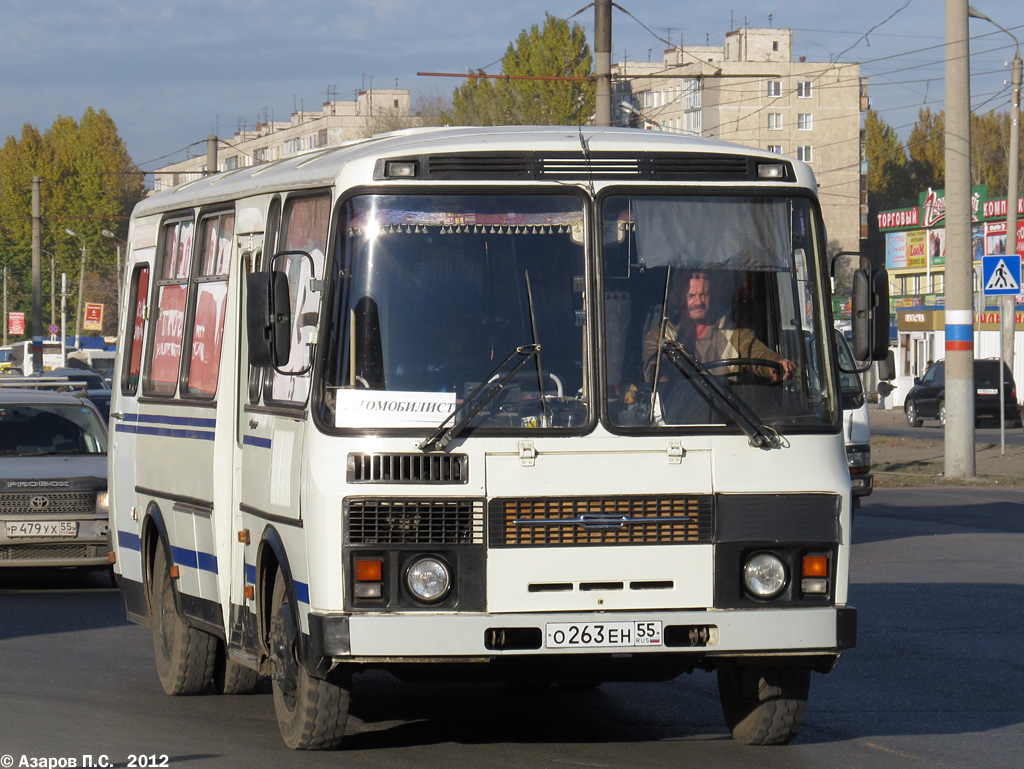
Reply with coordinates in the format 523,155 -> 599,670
145,218 -> 194,397
122,264 -> 150,394
267,193 -> 330,404
184,212 -> 234,397
246,248 -> 264,406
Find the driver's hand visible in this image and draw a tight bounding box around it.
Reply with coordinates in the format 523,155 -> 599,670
772,358 -> 797,381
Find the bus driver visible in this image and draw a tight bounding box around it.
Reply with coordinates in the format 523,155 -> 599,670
642,270 -> 796,422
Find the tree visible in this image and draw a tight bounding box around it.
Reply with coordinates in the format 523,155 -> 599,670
0,108 -> 144,340
862,110 -> 915,262
907,107 -> 944,193
864,109 -> 914,211
445,13 -> 595,126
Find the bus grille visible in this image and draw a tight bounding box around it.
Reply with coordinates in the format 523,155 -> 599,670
347,453 -> 468,484
490,496 -> 713,547
0,543 -> 106,560
346,498 -> 484,545
0,491 -> 97,516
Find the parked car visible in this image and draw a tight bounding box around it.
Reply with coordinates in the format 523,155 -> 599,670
904,358 -> 1022,428
0,370 -> 111,423
0,387 -> 109,570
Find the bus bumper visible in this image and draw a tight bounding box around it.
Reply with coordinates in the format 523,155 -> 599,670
308,605 -> 856,661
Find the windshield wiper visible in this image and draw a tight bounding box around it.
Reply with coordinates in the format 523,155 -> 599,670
660,341 -> 782,449
418,344 -> 541,452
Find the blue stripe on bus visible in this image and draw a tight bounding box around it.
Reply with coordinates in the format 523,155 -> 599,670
118,530 -> 142,552
243,435 -> 273,449
122,413 -> 218,429
170,545 -> 219,575
115,413 -> 217,441
239,564 -> 304,603
116,423 -> 216,440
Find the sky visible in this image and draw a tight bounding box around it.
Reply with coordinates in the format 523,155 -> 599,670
1,0 -> 1020,184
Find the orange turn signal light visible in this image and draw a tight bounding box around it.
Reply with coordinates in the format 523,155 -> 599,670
802,555 -> 828,578
355,559 -> 383,582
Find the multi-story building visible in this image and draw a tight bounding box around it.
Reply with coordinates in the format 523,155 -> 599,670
153,89 -> 413,191
613,27 -> 867,254
878,186 -> 1024,406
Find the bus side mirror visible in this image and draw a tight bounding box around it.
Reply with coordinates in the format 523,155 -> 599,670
247,271 -> 292,367
852,267 -> 890,362
876,350 -> 896,381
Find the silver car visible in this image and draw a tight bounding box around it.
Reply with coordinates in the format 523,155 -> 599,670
0,388 -> 109,569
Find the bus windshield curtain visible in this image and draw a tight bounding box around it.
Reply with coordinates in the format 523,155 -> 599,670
632,197 -> 792,272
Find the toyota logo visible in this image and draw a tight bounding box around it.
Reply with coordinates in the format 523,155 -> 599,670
30,496 -> 50,510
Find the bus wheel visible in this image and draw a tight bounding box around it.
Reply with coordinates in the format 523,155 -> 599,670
150,545 -> 216,695
717,660 -> 810,745
269,570 -> 350,749
214,642 -> 264,694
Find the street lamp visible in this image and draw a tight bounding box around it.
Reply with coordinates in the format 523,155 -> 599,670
65,228 -> 87,349
969,5 -> 1021,450
100,227 -> 124,319
40,249 -> 56,329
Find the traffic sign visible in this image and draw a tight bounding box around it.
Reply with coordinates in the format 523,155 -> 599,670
48,323 -> 59,335
982,254 -> 1021,295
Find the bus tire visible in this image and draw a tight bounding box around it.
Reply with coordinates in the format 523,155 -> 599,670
214,643 -> 264,695
150,545 -> 217,695
269,569 -> 350,749
717,660 -> 810,745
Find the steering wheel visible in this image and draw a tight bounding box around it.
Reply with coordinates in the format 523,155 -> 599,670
701,357 -> 786,385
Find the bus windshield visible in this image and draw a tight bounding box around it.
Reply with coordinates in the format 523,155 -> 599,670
319,193 -> 588,432
601,193 -> 836,431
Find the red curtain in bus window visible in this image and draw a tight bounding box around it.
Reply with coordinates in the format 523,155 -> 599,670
149,283 -> 187,394
187,283 -> 228,395
125,267 -> 149,392
186,214 -> 234,396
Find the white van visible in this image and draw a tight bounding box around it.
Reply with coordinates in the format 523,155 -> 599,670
834,330 -> 871,504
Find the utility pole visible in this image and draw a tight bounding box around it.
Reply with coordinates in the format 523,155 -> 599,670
944,0 -> 976,478
2,263 -> 7,346
1005,49 -> 1021,373
31,177 -> 43,374
969,5 -> 1021,381
66,228 -> 87,350
998,29 -> 1020,377
594,0 -> 612,126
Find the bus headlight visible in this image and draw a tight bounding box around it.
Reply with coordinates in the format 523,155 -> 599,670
406,557 -> 452,603
95,490 -> 110,516
742,552 -> 787,599
846,444 -> 871,474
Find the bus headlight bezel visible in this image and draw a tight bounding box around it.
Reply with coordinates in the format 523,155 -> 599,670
742,552 -> 788,599
405,556 -> 452,604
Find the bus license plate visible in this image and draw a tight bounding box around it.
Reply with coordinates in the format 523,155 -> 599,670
5,521 -> 79,538
545,621 -> 662,648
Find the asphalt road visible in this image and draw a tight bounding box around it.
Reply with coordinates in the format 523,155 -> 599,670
1,485 -> 1021,768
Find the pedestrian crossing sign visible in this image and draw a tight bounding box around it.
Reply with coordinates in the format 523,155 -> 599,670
982,254 -> 1022,295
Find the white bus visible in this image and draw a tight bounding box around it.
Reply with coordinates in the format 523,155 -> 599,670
109,126 -> 889,749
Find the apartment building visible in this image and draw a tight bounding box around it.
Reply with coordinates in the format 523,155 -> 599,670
613,27 -> 868,254
153,89 -> 413,191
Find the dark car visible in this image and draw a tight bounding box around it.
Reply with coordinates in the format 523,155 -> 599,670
904,358 -> 1022,428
